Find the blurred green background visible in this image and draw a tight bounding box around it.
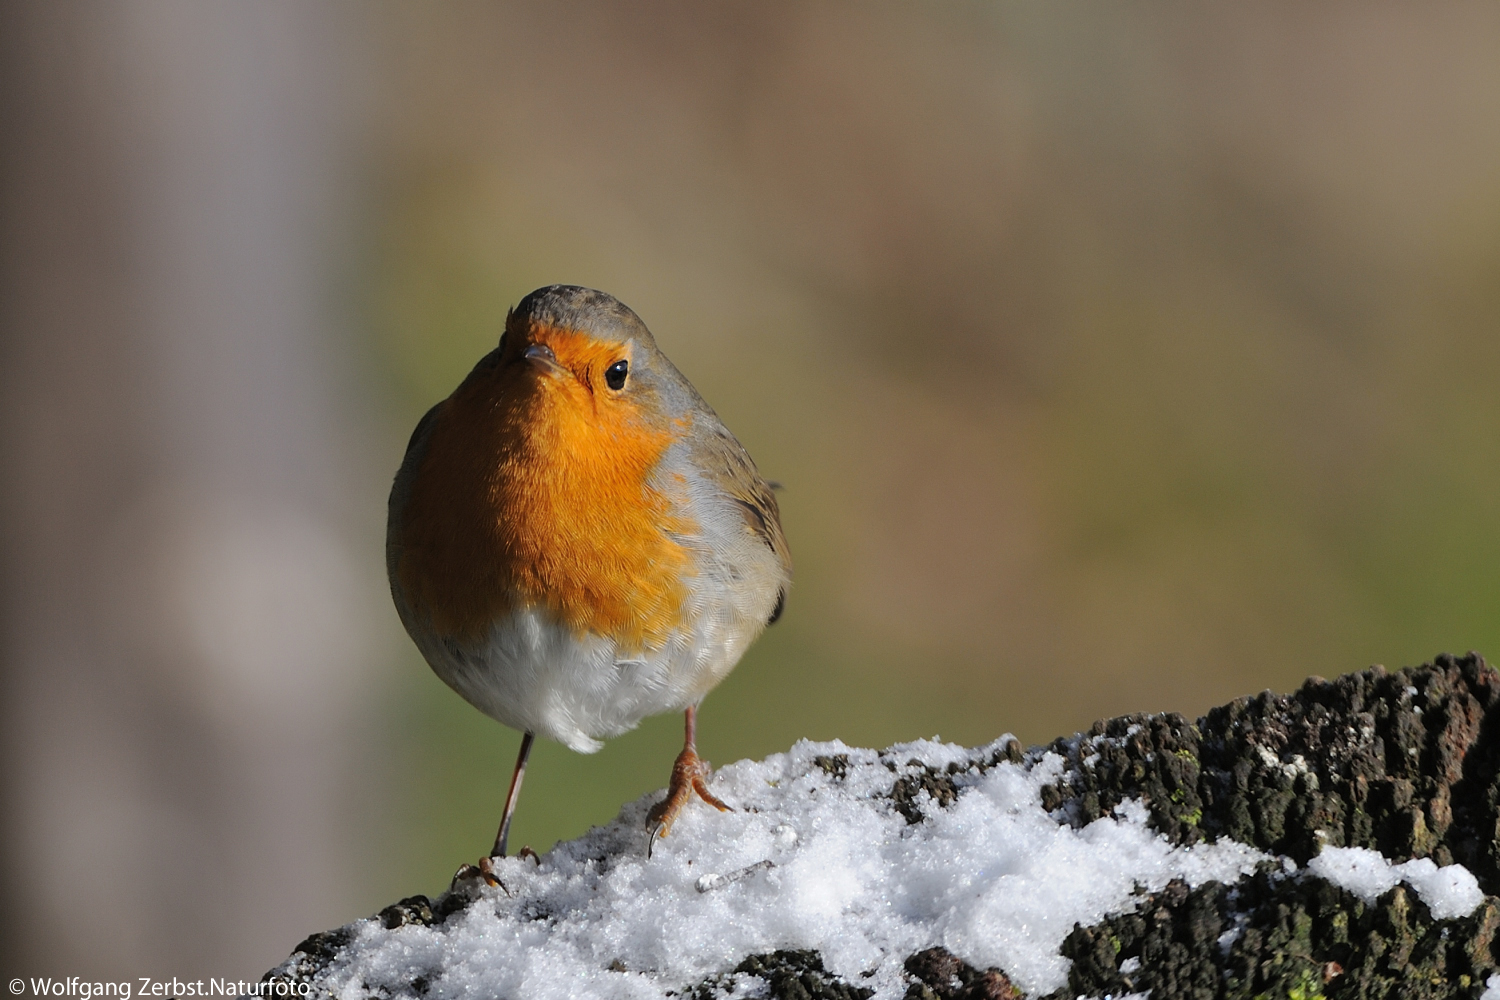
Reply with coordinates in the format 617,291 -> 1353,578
6,0 -> 1500,979
370,3 -> 1500,896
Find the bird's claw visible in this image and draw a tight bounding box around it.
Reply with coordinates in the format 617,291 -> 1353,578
646,746 -> 732,855
450,855 -> 510,895
646,820 -> 665,859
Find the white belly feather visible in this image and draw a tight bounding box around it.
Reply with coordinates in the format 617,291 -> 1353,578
416,576 -> 762,753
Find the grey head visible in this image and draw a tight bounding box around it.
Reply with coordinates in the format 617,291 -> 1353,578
512,285 -> 656,345
503,285 -> 713,424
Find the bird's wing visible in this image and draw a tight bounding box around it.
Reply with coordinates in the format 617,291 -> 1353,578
688,419 -> 792,621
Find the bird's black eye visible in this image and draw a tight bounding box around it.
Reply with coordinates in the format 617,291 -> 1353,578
605,359 -> 629,390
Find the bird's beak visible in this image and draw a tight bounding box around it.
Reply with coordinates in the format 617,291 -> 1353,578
524,342 -> 568,377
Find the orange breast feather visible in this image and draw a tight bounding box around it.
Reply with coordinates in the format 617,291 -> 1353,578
395,346 -> 693,653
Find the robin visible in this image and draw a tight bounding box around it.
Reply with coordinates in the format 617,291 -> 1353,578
387,285 -> 791,876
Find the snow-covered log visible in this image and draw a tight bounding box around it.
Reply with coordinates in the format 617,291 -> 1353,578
266,653 -> 1500,999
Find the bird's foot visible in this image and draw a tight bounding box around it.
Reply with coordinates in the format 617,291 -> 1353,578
450,844 -> 542,892
450,855 -> 510,894
646,745 -> 731,851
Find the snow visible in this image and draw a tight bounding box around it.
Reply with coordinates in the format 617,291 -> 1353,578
305,738 -> 1265,999
1483,972 -> 1500,1000
1306,844 -> 1483,919
294,737 -> 1490,999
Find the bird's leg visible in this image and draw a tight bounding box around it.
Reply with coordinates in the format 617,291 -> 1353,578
492,730 -> 535,858
647,705 -> 731,847
452,730 -> 535,889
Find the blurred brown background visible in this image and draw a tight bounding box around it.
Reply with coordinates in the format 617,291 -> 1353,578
4,0 -> 1500,983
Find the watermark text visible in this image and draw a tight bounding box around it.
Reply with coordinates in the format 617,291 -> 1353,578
10,978 -> 309,999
